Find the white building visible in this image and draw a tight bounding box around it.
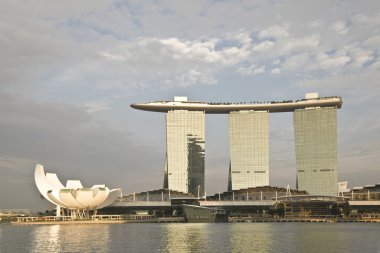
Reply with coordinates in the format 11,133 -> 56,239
35,164 -> 121,218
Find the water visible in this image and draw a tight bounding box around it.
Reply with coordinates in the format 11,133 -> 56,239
1,223 -> 380,252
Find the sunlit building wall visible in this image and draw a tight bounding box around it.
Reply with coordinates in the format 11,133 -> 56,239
165,110 -> 205,196
228,110 -> 269,190
294,107 -> 338,196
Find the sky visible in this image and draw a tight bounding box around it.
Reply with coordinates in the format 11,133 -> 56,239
0,0 -> 379,210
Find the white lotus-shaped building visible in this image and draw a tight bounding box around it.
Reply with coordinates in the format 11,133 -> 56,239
35,164 -> 121,218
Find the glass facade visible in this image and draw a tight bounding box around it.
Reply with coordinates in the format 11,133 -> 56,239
228,111 -> 269,190
165,110 -> 205,196
294,107 -> 338,196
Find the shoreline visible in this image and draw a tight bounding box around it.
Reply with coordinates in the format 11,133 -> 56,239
11,220 -> 128,225
9,217 -> 380,225
229,217 -> 380,223
10,216 -> 185,225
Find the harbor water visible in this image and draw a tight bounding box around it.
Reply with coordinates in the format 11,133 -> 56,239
1,223 -> 380,252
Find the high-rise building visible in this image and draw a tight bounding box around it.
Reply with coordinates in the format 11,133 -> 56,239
164,110 -> 205,196
131,94 -> 342,196
294,107 -> 338,196
228,110 -> 269,190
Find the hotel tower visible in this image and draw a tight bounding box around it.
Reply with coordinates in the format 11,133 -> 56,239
131,93 -> 342,196
164,109 -> 205,196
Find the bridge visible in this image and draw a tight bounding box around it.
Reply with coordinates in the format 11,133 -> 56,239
111,200 -> 276,208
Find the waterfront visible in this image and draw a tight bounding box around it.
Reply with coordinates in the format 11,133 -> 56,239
1,223 -> 379,252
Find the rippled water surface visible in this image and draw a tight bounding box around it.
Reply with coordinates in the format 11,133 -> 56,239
1,223 -> 380,252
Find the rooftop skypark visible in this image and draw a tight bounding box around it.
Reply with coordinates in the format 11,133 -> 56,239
131,94 -> 342,114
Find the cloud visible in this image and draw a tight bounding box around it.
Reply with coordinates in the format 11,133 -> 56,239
0,92 -> 91,131
281,35 -> 320,52
56,35 -> 252,91
362,35 -> 380,48
350,48 -> 374,68
352,13 -> 380,26
82,100 -> 112,114
253,40 -> 274,51
295,68 -> 380,94
332,21 -> 350,35
316,52 -> 351,70
0,156 -> 47,209
0,0 -> 377,102
52,26 -> 376,97
283,53 -> 311,71
236,64 -> 265,76
258,25 -> 289,39
158,37 -> 248,65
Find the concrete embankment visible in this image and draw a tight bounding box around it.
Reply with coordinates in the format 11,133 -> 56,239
229,217 -> 380,223
12,217 -> 185,225
11,216 -> 380,224
12,220 -> 127,225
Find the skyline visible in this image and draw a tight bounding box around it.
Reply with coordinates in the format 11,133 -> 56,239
132,94 -> 340,195
0,0 -> 379,210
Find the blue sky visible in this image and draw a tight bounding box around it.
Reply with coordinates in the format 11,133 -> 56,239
0,0 -> 379,210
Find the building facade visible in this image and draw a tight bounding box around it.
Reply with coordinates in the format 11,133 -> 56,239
294,107 -> 338,196
228,110 -> 269,190
164,110 -> 205,196
132,94 -> 342,197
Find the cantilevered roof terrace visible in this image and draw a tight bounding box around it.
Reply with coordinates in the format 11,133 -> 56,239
131,94 -> 343,114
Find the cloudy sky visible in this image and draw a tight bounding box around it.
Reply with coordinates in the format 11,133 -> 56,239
1,0 -> 379,210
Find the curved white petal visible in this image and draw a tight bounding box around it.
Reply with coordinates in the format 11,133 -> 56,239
97,189 -> 122,209
47,190 -> 68,208
92,184 -> 106,188
46,173 -> 65,189
66,180 -> 83,189
91,187 -> 110,208
59,190 -> 86,209
35,164 -> 50,199
75,189 -> 97,208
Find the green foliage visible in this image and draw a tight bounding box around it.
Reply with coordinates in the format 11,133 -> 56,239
155,210 -> 163,217
164,207 -> 173,217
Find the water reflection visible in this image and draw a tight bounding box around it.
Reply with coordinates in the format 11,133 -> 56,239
30,224 -> 110,253
229,224 -> 273,252
31,225 -> 60,252
2,223 -> 380,252
161,224 -> 208,252
292,224 -> 347,252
